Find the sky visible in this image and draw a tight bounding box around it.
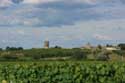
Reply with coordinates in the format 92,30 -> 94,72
0,0 -> 125,48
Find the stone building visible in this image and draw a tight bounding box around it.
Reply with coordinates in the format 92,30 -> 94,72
44,41 -> 49,48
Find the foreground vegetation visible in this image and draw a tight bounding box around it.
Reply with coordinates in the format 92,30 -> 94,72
0,61 -> 125,83
0,44 -> 124,82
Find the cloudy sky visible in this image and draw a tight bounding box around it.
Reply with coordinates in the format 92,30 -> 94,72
0,0 -> 125,48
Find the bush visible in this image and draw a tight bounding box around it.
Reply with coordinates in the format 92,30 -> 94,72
1,55 -> 18,60
96,51 -> 110,61
72,49 -> 87,60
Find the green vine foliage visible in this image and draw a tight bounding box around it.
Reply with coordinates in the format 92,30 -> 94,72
0,62 -> 125,83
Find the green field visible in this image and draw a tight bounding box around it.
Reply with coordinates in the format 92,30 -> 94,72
0,61 -> 125,83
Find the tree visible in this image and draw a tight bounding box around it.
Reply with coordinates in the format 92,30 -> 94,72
0,48 -> 2,51
106,44 -> 113,47
54,46 -> 62,49
6,46 -> 23,51
6,46 -> 10,51
18,47 -> 23,50
97,44 -> 102,49
118,43 -> 125,50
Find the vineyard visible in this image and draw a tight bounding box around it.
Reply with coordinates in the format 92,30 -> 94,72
0,61 -> 125,83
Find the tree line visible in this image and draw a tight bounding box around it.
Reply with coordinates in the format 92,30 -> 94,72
0,43 -> 124,61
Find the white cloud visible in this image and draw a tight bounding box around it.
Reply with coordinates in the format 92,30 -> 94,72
23,0 -> 58,4
0,0 -> 125,27
93,34 -> 112,41
0,0 -> 12,7
16,30 -> 25,35
76,0 -> 97,4
22,0 -> 100,4
0,0 -> 125,48
22,0 -> 124,5
0,18 -> 125,48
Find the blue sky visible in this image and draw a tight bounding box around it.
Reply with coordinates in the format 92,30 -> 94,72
0,0 -> 125,48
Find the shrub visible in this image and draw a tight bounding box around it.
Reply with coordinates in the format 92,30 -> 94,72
96,51 -> 110,61
1,54 -> 18,60
72,49 -> 87,60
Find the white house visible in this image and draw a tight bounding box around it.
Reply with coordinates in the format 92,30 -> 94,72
105,47 -> 120,51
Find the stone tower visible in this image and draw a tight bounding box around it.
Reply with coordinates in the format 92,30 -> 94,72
44,41 -> 49,48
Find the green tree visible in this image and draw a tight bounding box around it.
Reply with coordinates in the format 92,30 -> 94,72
0,48 -> 2,51
97,44 -> 102,49
118,43 -> 125,50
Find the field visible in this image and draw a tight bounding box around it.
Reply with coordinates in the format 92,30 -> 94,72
0,61 -> 125,83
